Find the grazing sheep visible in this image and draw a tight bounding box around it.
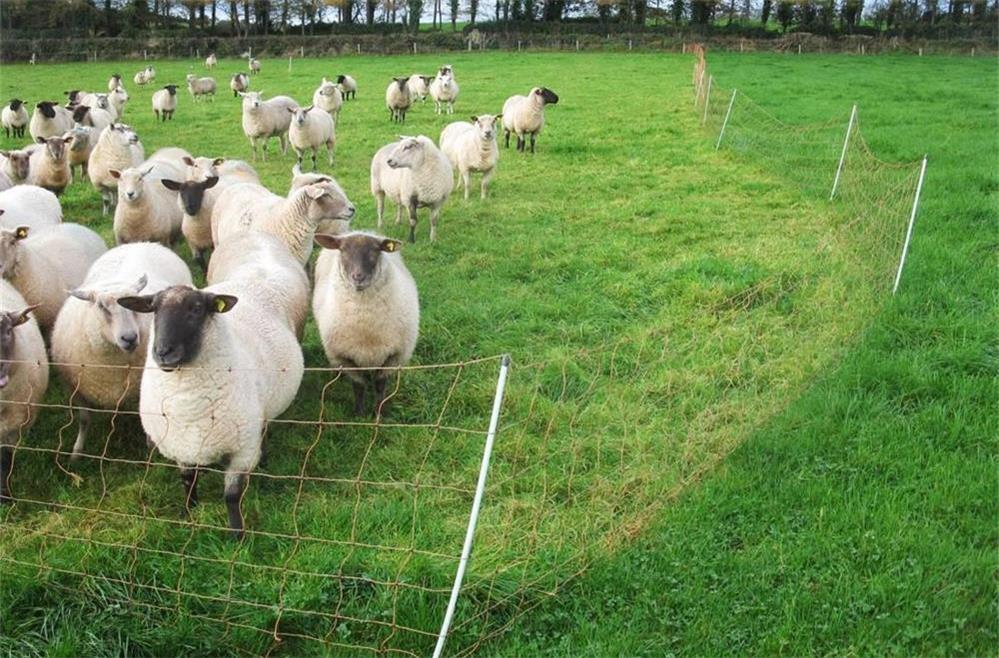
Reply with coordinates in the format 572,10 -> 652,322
134,66 -> 155,86
385,78 -> 411,123
337,74 -> 357,100
72,104 -> 113,132
51,243 -> 193,460
65,124 -> 98,181
118,236 -> 305,539
230,72 -> 249,97
429,66 -> 459,115
502,87 -> 560,153
240,92 -> 298,162
186,74 -> 217,102
288,105 -> 335,170
0,186 -> 62,232
0,148 -> 32,186
2,100 -> 28,139
312,232 -> 418,416
248,57 -> 261,75
205,53 -> 218,69
312,78 -> 343,123
440,114 -> 501,200
108,86 -> 129,118
0,223 -> 107,334
112,148 -> 190,246
27,135 -> 73,196
406,74 -> 433,103
0,280 -> 48,504
89,124 -> 145,215
212,179 -> 355,265
370,136 -> 453,243
107,73 -> 123,92
152,85 -> 178,121
29,102 -> 73,141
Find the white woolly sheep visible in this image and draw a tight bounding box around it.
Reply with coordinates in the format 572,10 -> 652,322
312,78 -> 343,123
502,86 -> 560,153
429,66 -> 459,115
51,242 -> 193,460
108,86 -> 129,118
186,74 -> 217,102
406,74 -> 433,103
0,280 -> 48,504
370,136 -> 453,243
71,104 -> 114,132
0,186 -> 62,232
28,135 -> 73,196
240,92 -> 298,161
107,73 -> 124,92
312,231 -> 418,416
205,53 -> 218,69
288,164 -> 354,237
134,66 -> 155,86
79,93 -> 118,121
0,149 -> 32,186
440,114 -> 501,200
337,74 -> 357,100
152,85 -> 178,121
0,172 -> 10,192
111,147 -> 189,246
89,124 -> 145,215
29,102 -> 73,141
2,100 -> 28,139
0,223 -> 107,334
118,234 -> 305,539
288,105 -> 335,170
65,124 -> 98,180
385,78 -> 411,123
230,72 -> 249,97
248,57 -> 261,75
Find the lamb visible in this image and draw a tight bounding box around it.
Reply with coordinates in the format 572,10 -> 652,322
107,73 -> 123,92
72,104 -> 113,132
205,53 -> 218,69
248,57 -> 261,75
89,123 -> 145,215
440,114 -> 501,200
51,243 -> 193,461
212,179 -> 355,265
134,66 -> 155,86
288,105 -> 335,170
429,66 -> 459,115
152,85 -> 178,120
186,74 -> 217,102
385,78 -> 411,123
312,231 -> 418,416
0,280 -> 48,504
161,156 -> 260,272
108,86 -> 129,118
240,92 -> 298,161
230,72 -> 249,97
0,148 -> 32,186
27,135 -> 73,196
337,74 -> 357,100
312,78 -> 343,123
65,124 -> 98,180
0,186 -> 62,232
370,136 -> 453,243
29,102 -> 73,141
117,234 -> 305,539
406,74 -> 433,103
501,87 -> 560,153
111,148 -> 190,246
0,223 -> 107,334
2,100 -> 28,139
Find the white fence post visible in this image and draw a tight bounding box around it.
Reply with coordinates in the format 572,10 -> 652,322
830,104 -> 858,200
357,43 -> 361,54
413,42 -> 418,54
716,89 -> 737,149
288,55 -> 292,72
701,75 -> 712,125
892,156 -> 928,295
432,355 -> 512,658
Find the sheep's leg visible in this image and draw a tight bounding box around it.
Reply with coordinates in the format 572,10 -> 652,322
352,379 -> 367,416
250,137 -> 258,162
461,170 -> 471,200
504,129 -> 510,148
373,373 -> 389,418
375,192 -> 385,228
194,249 -> 208,276
407,203 -> 419,244
280,134 -> 289,155
394,202 -> 402,226
69,408 -> 92,462
530,133 -> 537,154
481,168 -> 494,199
326,139 -> 334,166
294,148 -> 303,167
429,206 -> 440,242
223,471 -> 248,540
311,148 -> 318,171
154,110 -> 159,121
180,466 -> 199,516
0,444 -> 12,504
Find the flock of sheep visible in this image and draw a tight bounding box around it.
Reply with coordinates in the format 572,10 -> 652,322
0,56 -> 560,538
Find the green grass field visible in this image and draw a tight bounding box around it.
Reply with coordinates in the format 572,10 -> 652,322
0,52 -> 994,656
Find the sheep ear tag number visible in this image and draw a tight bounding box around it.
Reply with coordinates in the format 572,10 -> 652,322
15,226 -> 29,239
214,298 -> 228,313
382,240 -> 398,252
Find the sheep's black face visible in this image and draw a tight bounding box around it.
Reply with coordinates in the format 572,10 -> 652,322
538,88 -> 559,105
118,287 -> 237,371
315,233 -> 401,292
36,102 -> 56,119
165,85 -> 178,96
336,75 -> 346,84
9,99 -> 23,112
161,177 -> 218,216
72,105 -> 90,123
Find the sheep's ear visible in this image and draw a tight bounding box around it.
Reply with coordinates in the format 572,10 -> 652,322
470,115 -> 478,122
116,295 -> 156,313
286,107 -> 296,114
10,304 -> 41,327
380,239 -> 403,253
133,274 -> 148,293
237,91 -> 246,97
35,136 -> 46,144
108,169 -> 121,179
212,157 -> 225,167
314,234 -> 342,251
305,105 -> 314,112
495,114 -> 502,121
203,176 -> 219,190
161,179 -> 182,192
304,185 -> 326,200
182,156 -> 196,166
14,225 -> 29,240
0,150 -> 9,157
69,288 -> 96,302
62,134 -> 73,143
209,294 -> 237,314
140,165 -> 154,178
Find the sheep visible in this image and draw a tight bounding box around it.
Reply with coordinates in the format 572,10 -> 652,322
230,72 -> 249,97
205,53 -> 218,69
160,156 -> 260,272
406,74 -> 433,103
0,148 -> 32,186
2,100 -> 28,139
111,148 -> 190,246
429,66 -> 459,115
312,78 -> 343,123
240,92 -> 298,162
289,164 -> 354,237
89,123 -> 145,215
440,114 -> 501,200
312,231 -> 418,416
385,78 -> 411,123
51,243 -> 193,461
370,136 -> 453,243
0,186 -> 62,232
134,66 -> 155,86
65,124 -> 98,181
108,86 -> 129,118
0,223 -> 107,334
27,135 -> 73,196
29,102 -> 73,141
502,87 -> 560,153
72,104 -> 113,132
0,172 -> 10,192
0,280 -> 48,504
186,74 -> 217,103
212,179 -> 355,266
288,105 -> 335,170
337,74 -> 357,100
107,73 -> 123,92
152,85 -> 178,121
79,93 -> 118,121
64,90 -> 88,108
248,57 -> 261,75
117,234 -> 305,539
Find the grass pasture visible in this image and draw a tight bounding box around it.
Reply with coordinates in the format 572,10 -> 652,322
0,52 -> 994,656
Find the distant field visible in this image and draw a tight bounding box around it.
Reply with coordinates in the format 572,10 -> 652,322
0,52 -> 994,656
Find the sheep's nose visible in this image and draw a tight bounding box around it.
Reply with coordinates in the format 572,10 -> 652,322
387,159 -> 397,167
345,205 -> 356,218
351,272 -> 366,284
120,332 -> 138,351
126,191 -> 136,200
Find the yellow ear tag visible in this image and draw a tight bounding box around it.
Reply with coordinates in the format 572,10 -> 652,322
214,298 -> 227,312
384,241 -> 397,252
15,227 -> 28,239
